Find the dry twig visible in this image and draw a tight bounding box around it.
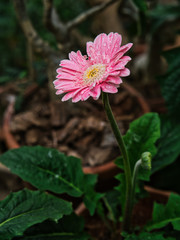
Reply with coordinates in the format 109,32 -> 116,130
43,0 -> 67,43
66,0 -> 120,30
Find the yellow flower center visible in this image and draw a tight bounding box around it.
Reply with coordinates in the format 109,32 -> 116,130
83,64 -> 106,85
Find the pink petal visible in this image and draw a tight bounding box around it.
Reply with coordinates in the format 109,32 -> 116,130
69,50 -> 87,66
121,56 -> 132,63
69,51 -> 78,62
62,88 -> 81,102
110,43 -> 133,64
60,60 -> 82,72
101,83 -> 118,93
107,76 -> 122,85
120,68 -> 130,77
54,79 -> 78,89
56,72 -> 76,80
62,92 -> 75,102
53,79 -> 60,86
90,85 -> 101,100
107,32 -> 122,57
81,89 -> 91,101
87,32 -> 132,65
54,81 -> 73,88
54,33 -> 133,102
111,56 -> 132,71
119,43 -> 133,55
86,41 -> 94,59
72,89 -> 87,102
72,94 -> 82,102
56,89 -> 64,94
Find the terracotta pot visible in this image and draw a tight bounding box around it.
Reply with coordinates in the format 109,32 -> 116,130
2,83 -> 150,179
0,128 -> 4,141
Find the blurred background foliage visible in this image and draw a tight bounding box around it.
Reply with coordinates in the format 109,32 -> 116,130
1,0 -> 180,85
0,0 -> 91,85
0,0 -> 26,84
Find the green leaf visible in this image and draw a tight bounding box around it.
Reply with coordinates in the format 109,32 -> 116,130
0,146 -> 102,215
14,214 -> 89,240
115,173 -> 147,216
162,47 -> 180,73
124,231 -> 175,240
115,113 -> 160,214
103,190 -> 120,222
83,187 -> 103,216
146,193 -> 180,231
116,113 -> 160,181
152,116 -> 180,173
158,47 -> 180,121
132,0 -> 147,12
0,189 -> 72,240
148,4 -> 180,33
114,173 -> 126,214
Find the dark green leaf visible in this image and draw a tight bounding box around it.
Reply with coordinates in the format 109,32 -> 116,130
115,113 -> 160,213
116,113 -> 160,180
158,47 -> 180,121
103,190 -> 120,222
14,214 -> 89,240
162,47 -> 180,73
146,193 -> 180,231
152,117 -> 180,173
148,4 -> 180,33
83,187 -> 103,216
132,0 -> 147,12
124,231 -> 175,240
0,146 -> 101,215
114,173 -> 126,214
0,189 -> 72,240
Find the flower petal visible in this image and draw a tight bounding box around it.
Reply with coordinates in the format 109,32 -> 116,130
54,33 -> 132,102
69,50 -> 88,66
90,85 -> 101,100
120,68 -> 130,77
110,43 -> 133,64
107,76 -> 122,84
101,82 -> 118,93
60,60 -> 82,72
62,88 -> 82,102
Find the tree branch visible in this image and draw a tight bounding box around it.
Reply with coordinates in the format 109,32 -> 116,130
43,0 -> 68,43
66,0 -> 120,30
13,0 -> 58,58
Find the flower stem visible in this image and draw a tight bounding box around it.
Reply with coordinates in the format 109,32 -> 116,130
130,159 -> 141,214
102,92 -> 132,232
130,153 -> 152,219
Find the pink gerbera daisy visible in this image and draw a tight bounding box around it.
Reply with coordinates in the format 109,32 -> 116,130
54,32 -> 133,102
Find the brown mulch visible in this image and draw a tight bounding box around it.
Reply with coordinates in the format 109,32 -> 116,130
0,80 -> 166,201
8,84 -> 144,167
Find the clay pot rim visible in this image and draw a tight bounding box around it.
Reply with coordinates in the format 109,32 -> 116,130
2,82 -> 150,176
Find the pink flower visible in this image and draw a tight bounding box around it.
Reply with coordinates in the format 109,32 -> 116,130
54,32 -> 133,102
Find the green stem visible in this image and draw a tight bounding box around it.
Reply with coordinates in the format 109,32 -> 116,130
102,92 -> 132,232
130,159 -> 141,214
